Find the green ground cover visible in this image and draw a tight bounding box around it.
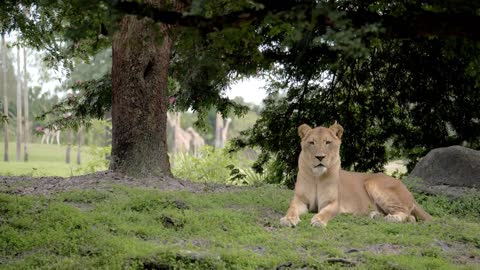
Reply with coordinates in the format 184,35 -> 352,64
0,143 -> 478,269
0,185 -> 478,269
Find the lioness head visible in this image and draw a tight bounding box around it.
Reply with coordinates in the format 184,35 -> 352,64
298,123 -> 344,176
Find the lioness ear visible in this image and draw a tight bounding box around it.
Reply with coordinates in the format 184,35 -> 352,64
329,123 -> 344,140
298,124 -> 312,139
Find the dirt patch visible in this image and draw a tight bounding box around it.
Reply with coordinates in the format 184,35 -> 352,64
432,239 -> 480,265
64,202 -> 95,212
452,255 -> 480,265
258,208 -> 283,232
134,250 -> 222,270
415,184 -> 478,198
0,171 -> 244,196
261,207 -> 284,221
363,244 -> 404,255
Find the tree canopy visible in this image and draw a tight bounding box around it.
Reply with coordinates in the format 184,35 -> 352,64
1,0 -> 479,180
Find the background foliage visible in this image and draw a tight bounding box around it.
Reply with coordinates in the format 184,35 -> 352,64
232,9 -> 480,187
2,0 -> 480,186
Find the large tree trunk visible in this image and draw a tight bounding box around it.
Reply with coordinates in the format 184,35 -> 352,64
1,34 -> 8,162
15,46 -> 22,161
110,12 -> 173,177
23,47 -> 29,161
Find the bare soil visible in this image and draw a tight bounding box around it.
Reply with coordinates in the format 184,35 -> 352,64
0,171 -> 243,196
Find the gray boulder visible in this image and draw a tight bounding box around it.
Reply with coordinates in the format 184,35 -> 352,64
410,145 -> 480,188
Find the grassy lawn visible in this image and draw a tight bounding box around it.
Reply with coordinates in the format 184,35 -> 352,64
0,143 -> 102,177
0,185 -> 479,269
0,144 -> 478,269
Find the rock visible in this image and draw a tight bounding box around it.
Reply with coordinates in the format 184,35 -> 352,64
410,146 -> 480,188
160,215 -> 184,230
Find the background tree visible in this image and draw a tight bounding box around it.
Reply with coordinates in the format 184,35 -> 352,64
15,45 -> 21,161
22,47 -> 29,161
2,0 -> 480,180
77,126 -> 82,165
233,3 -> 480,187
66,130 -> 73,164
2,0 -> 259,177
1,34 -> 8,161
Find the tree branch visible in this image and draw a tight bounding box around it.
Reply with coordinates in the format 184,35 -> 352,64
353,11 -> 480,40
113,1 -> 480,39
112,0 -> 317,32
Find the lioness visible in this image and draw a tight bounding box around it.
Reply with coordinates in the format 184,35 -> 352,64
280,123 -> 432,227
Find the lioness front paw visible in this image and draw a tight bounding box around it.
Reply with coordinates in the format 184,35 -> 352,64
280,216 -> 300,227
310,217 -> 327,228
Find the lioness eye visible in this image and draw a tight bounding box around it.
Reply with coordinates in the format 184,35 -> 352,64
326,141 -> 332,145
309,141 -> 314,145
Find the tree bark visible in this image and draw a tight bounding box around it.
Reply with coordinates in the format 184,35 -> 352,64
15,46 -> 22,161
110,11 -> 173,177
104,110 -> 111,161
23,47 -> 29,161
66,130 -> 73,164
221,118 -> 231,147
77,126 -> 82,165
1,34 -> 8,162
215,113 -> 223,149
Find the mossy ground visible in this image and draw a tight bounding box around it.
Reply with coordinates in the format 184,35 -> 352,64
0,185 -> 478,269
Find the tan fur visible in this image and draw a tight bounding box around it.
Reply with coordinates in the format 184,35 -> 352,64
280,123 -> 432,228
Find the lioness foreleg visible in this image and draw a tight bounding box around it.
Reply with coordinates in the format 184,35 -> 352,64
311,200 -> 338,227
280,196 -> 308,227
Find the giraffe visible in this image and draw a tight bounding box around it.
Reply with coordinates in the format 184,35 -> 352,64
186,127 -> 205,155
167,112 -> 192,154
37,125 -> 61,145
214,112 -> 232,149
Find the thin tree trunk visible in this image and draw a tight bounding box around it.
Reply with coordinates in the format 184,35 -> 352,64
104,110 -> 111,161
1,34 -> 8,162
215,113 -> 223,149
110,10 -> 174,177
77,126 -> 82,165
66,130 -> 73,164
221,118 -> 231,147
173,112 -> 181,154
23,47 -> 29,161
16,46 -> 22,161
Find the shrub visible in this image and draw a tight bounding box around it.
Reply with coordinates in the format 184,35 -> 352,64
76,145 -> 111,174
171,145 -> 265,186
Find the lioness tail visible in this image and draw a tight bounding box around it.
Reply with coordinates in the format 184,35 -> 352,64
412,202 -> 432,221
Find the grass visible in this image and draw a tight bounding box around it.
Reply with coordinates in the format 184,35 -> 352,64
0,144 -> 478,269
0,142 -> 101,177
0,185 -> 479,269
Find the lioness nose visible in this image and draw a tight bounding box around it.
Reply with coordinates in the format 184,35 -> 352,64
315,155 -> 326,161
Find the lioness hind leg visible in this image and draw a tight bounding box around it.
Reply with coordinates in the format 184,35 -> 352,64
384,213 -> 416,223
280,196 -> 308,227
384,212 -> 409,222
364,175 -> 415,223
369,211 -> 383,219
